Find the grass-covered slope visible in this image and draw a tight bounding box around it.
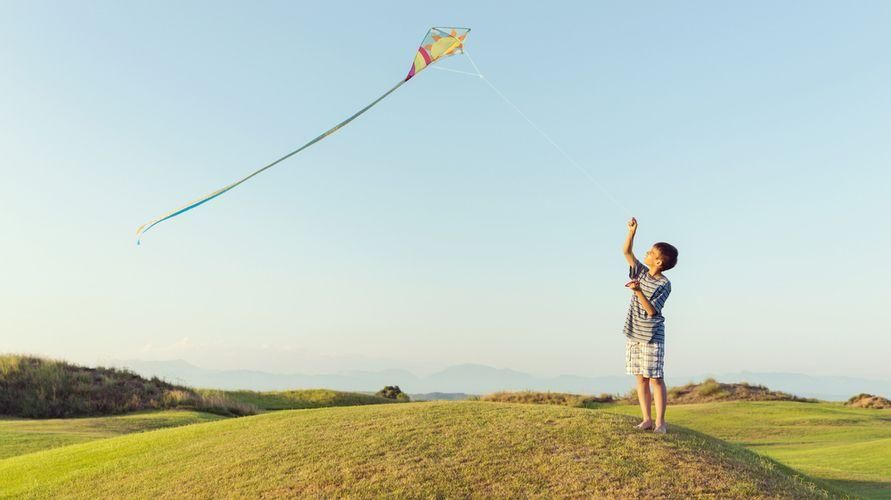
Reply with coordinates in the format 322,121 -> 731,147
0,410 -> 225,459
207,388 -> 400,411
847,393 -> 891,409
0,355 -> 254,418
479,390 -> 616,407
663,379 -> 817,404
0,402 -> 833,498
1,389 -> 404,461
479,379 -> 814,409
607,401 -> 891,498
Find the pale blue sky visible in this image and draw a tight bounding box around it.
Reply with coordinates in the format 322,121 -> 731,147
2,1 -> 889,379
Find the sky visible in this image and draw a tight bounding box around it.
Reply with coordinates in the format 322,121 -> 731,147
2,1 -> 889,380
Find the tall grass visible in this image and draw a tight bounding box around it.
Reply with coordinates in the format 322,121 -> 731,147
483,379 -> 817,409
665,378 -> 817,404
0,355 -> 256,418
846,393 -> 891,409
213,388 -> 401,411
480,390 -> 616,408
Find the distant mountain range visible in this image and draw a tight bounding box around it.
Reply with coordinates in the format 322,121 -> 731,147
111,359 -> 890,402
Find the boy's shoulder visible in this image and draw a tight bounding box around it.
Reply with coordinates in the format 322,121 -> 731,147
650,272 -> 671,288
632,260 -> 671,288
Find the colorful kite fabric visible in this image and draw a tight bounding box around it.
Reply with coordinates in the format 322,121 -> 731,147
136,27 -> 470,243
406,27 -> 468,81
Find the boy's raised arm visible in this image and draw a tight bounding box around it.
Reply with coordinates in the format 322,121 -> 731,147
622,217 -> 638,267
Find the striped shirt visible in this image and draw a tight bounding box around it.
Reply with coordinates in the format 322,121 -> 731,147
623,258 -> 671,344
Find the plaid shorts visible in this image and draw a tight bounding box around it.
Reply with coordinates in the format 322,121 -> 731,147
625,339 -> 665,379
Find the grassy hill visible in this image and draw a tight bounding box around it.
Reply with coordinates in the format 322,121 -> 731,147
480,386 -> 891,497
0,390 -> 405,461
0,355 -> 402,420
479,390 -> 616,407
0,401 -> 833,498
0,410 -> 224,459
206,388 -> 401,411
0,355 -> 254,418
661,378 -> 817,404
847,393 -> 891,409
606,401 -> 891,498
479,379 -> 814,408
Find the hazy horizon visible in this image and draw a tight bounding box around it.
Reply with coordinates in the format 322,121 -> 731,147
7,349 -> 891,387
3,2 -> 890,380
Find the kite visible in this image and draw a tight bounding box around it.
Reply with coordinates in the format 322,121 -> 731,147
136,27 -> 470,243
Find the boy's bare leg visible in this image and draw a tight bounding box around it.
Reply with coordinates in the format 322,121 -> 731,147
652,378 -> 668,433
635,375 -> 653,429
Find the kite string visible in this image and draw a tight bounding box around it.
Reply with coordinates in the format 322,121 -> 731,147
428,66 -> 481,78
438,49 -> 631,215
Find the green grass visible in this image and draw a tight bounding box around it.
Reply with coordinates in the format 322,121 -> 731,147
0,410 -> 225,459
204,388 -> 401,411
0,388 -> 400,460
605,401 -> 891,498
0,401 -> 832,498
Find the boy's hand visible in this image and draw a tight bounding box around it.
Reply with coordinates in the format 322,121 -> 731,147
626,279 -> 641,291
627,217 -> 637,233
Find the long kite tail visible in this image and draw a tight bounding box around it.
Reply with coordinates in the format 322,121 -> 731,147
135,78 -> 408,243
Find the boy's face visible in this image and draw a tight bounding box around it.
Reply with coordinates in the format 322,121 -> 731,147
644,246 -> 663,270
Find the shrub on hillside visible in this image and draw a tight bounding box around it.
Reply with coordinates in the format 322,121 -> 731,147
376,385 -> 410,401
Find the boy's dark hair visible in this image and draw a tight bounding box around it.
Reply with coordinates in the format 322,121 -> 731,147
654,242 -> 678,271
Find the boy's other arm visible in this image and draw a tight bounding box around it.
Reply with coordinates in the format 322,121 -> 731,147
630,285 -> 658,317
623,217 -> 638,267
636,291 -> 658,317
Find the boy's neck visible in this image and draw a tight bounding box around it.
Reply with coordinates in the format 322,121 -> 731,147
649,268 -> 664,279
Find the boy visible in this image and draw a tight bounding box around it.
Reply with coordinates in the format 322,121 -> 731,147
622,217 -> 677,434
